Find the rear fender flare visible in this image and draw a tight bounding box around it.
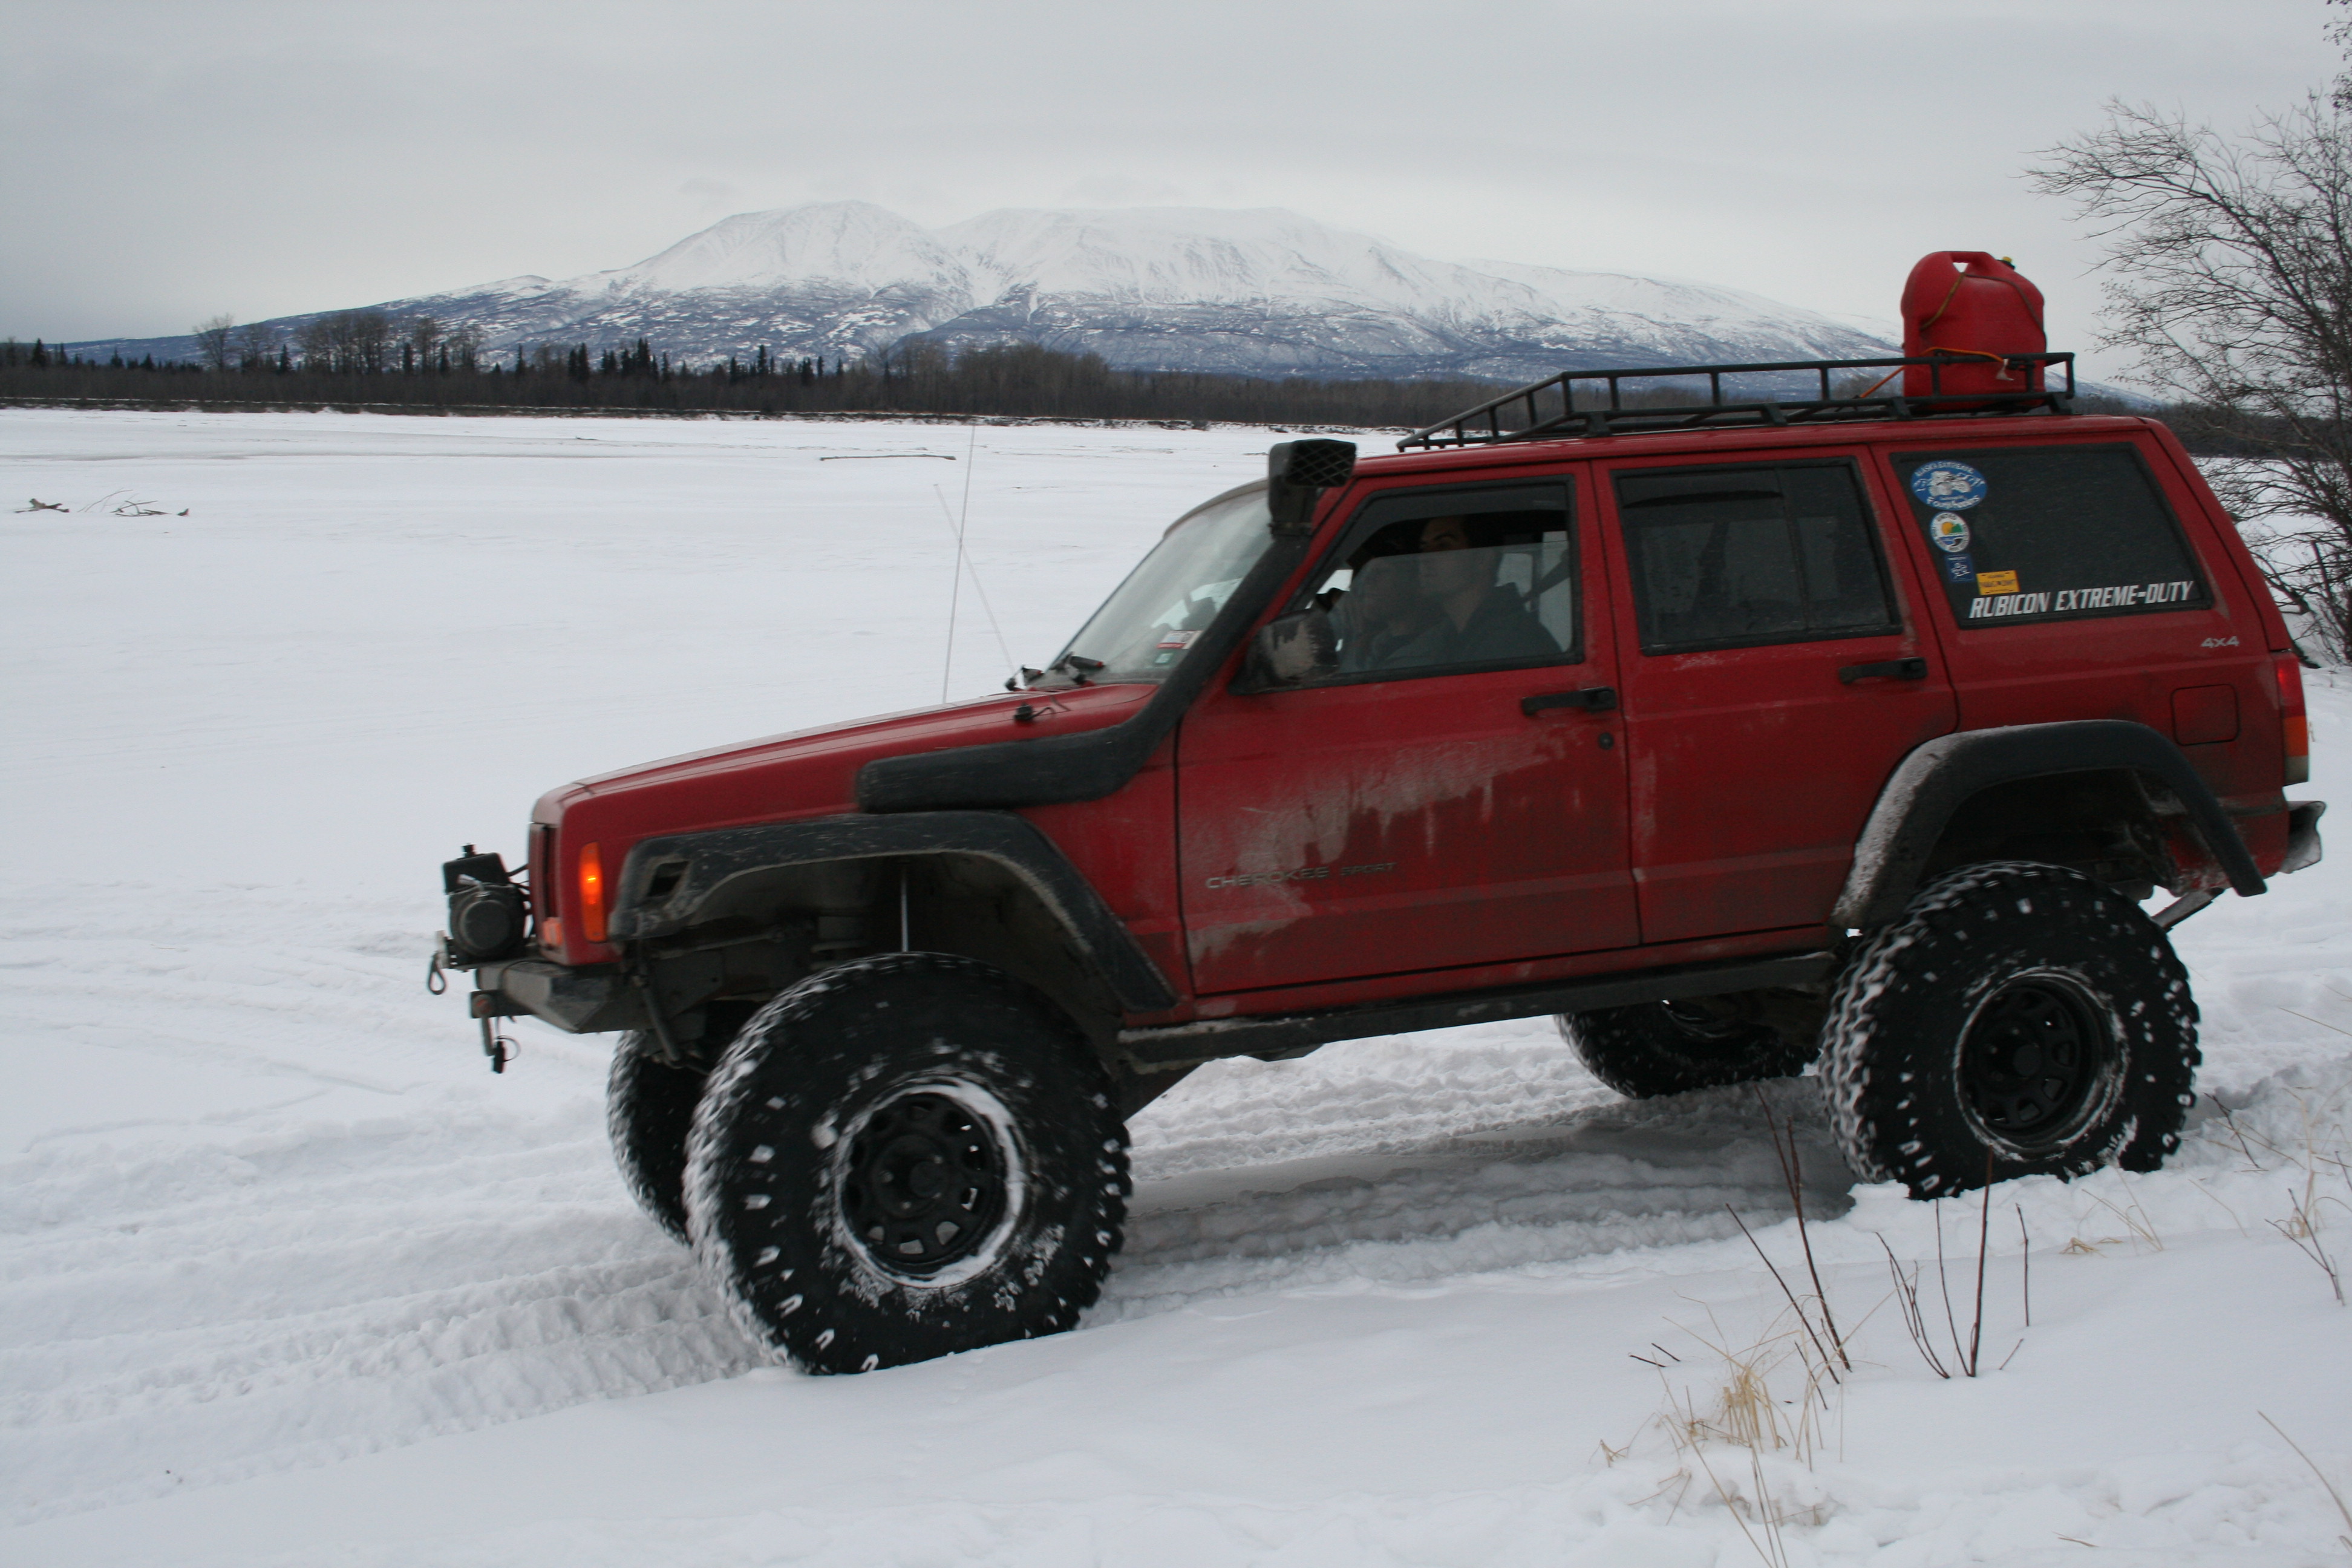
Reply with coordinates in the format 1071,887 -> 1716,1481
607,811 -> 1177,1013
1833,719 -> 2265,930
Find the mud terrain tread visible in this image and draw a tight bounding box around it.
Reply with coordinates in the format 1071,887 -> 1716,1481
684,952 -> 1128,1374
1821,860 -> 2199,1198
606,1037 -> 707,1246
1558,1005 -> 1817,1099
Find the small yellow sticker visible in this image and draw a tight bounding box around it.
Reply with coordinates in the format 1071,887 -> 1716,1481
1976,569 -> 2020,595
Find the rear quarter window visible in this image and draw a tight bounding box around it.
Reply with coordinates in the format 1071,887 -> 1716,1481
1892,443 -> 2211,627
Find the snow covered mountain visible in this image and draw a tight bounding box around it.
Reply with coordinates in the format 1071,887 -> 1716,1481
74,203 -> 1895,381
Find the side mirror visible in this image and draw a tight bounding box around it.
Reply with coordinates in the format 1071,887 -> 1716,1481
1243,609 -> 1338,688
1266,439 -> 1356,535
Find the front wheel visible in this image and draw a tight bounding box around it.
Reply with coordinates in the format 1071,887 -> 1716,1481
684,953 -> 1129,1374
1820,861 -> 2199,1199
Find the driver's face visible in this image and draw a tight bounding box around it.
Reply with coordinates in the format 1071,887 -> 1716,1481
1418,516 -> 1484,595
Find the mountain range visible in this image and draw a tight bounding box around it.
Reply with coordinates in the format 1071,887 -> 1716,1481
70,202 -> 1899,383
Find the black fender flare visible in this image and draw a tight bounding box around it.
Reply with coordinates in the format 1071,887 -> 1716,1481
1832,719 -> 2265,930
607,811 -> 1178,1013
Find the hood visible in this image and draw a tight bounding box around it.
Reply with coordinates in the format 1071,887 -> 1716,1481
528,682 -> 1154,962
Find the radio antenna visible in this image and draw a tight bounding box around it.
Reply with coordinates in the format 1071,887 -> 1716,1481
932,437 -> 1017,691
939,426 -> 976,702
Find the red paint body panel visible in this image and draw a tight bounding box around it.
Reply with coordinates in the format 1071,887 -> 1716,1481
1019,750 -> 1186,998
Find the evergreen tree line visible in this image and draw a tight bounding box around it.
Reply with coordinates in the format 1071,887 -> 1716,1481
1,324 -> 2163,439
0,325 -> 1518,428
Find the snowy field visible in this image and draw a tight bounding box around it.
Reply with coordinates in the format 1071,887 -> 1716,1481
3,407 -> 2349,1566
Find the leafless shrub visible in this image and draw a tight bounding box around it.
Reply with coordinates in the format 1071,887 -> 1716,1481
191,314 -> 236,373
2030,97 -> 2352,661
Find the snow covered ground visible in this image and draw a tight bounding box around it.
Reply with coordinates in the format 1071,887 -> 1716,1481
2,407 -> 2348,1566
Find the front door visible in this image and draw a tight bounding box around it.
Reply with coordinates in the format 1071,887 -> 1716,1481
1598,453 -> 1958,944
1176,472 -> 1638,996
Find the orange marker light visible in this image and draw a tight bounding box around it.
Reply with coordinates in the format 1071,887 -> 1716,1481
578,842 -> 607,944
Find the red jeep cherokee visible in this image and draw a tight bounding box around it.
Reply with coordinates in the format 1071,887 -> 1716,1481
437,348 -> 2323,1374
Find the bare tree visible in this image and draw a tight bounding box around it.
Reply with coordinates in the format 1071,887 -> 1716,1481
2030,97 -> 2352,659
232,321 -> 276,370
192,313 -> 236,373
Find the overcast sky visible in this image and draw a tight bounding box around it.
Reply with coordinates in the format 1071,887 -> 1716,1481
2,0 -> 2335,379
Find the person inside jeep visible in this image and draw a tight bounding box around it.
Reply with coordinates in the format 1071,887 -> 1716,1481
1333,547 -> 1439,672
1403,514 -> 1560,666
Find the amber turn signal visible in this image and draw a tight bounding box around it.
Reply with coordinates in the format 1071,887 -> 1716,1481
578,843 -> 607,944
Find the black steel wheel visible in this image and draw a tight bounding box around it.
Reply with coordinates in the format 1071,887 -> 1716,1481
684,952 -> 1128,1374
1958,974 -> 2112,1153
1822,861 -> 2199,1199
1557,998 -> 1817,1100
839,1090 -> 1011,1275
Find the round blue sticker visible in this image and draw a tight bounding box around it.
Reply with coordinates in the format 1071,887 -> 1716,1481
1910,460 -> 1988,511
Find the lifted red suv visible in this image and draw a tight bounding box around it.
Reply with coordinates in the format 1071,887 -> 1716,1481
439,346 -> 2323,1374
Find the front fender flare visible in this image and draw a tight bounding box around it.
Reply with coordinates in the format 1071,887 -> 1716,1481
1832,719 -> 2265,930
607,811 -> 1177,1013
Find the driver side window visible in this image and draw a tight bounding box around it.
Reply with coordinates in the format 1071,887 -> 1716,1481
1264,481 -> 1579,686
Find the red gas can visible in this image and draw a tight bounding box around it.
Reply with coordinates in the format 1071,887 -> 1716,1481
1901,252 -> 2045,403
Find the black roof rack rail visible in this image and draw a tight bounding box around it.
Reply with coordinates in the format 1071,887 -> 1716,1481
1397,351 -> 2077,451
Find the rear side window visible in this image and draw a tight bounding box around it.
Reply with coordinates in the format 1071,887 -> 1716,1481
1892,444 -> 2211,627
1614,462 -> 1899,653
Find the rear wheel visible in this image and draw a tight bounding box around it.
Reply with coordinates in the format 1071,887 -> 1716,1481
685,953 -> 1128,1374
1821,861 -> 2199,1198
1558,999 -> 1817,1099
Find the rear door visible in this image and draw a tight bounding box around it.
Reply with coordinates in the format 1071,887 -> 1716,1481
1598,452 -> 1958,943
1176,469 -> 1638,995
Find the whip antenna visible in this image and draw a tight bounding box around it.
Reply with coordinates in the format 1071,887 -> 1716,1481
932,433 -> 1017,691
939,427 -> 975,702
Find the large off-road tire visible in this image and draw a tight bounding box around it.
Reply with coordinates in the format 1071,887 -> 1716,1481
607,1005 -> 755,1245
1821,861 -> 2199,1200
1557,1001 -> 1817,1099
608,1041 -> 708,1244
684,952 -> 1129,1374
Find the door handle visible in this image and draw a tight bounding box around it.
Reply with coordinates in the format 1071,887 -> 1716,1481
1837,657 -> 1929,685
1522,686 -> 1618,716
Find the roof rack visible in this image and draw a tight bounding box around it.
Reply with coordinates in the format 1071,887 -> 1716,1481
1397,351 -> 2077,451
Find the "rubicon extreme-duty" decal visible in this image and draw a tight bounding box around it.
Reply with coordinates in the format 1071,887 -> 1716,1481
1967,578 -> 2201,619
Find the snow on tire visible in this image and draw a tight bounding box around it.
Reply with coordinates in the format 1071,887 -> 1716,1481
607,1037 -> 710,1246
684,952 -> 1129,1374
1821,860 -> 2199,1199
1557,1001 -> 1816,1099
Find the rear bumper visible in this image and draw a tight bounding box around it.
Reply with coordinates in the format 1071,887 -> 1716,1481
466,956 -> 646,1034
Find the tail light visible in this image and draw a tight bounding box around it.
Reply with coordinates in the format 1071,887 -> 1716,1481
578,841 -> 608,944
2276,653 -> 2310,786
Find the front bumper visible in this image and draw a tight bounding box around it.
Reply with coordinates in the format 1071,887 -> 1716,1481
459,951 -> 647,1034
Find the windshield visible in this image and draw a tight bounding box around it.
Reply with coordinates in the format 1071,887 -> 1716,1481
1042,484 -> 1273,687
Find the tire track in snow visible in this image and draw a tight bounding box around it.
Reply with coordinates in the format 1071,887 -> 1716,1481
1,895 -> 1839,1526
